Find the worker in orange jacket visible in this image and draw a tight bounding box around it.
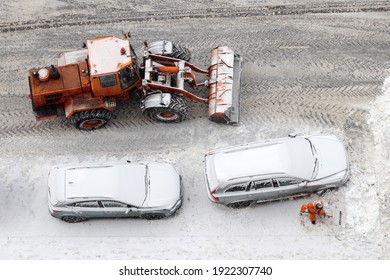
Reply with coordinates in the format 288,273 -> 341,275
300,199 -> 326,224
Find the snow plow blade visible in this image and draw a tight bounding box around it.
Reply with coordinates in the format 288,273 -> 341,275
208,46 -> 242,125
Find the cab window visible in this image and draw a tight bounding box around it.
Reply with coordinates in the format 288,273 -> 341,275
118,66 -> 137,90
99,74 -> 117,88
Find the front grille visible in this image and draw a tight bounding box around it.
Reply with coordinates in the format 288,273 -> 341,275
44,93 -> 62,103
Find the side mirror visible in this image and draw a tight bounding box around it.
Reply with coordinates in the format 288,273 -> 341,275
125,207 -> 134,214
298,181 -> 307,187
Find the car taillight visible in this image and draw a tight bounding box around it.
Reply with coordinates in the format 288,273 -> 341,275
210,189 -> 219,201
52,209 -> 61,213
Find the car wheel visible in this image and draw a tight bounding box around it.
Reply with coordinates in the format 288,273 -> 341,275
142,213 -> 166,220
70,109 -> 113,130
61,216 -> 85,223
227,201 -> 251,209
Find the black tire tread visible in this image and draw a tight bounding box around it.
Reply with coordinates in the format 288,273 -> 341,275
142,213 -> 165,220
146,95 -> 188,123
171,43 -> 191,62
61,216 -> 85,223
70,109 -> 113,130
227,201 -> 251,209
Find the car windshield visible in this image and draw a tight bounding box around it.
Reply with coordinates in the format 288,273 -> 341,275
306,138 -> 319,179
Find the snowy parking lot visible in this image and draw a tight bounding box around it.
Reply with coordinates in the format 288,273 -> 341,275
0,0 -> 389,259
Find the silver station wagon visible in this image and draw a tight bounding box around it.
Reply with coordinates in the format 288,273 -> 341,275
204,134 -> 350,208
48,161 -> 182,222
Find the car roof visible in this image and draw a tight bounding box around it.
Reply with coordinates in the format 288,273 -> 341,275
206,137 -> 315,183
64,163 -> 146,206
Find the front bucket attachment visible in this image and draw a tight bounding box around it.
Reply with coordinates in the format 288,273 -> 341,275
208,46 -> 242,125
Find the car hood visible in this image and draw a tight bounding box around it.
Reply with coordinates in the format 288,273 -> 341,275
309,135 -> 348,179
144,163 -> 181,207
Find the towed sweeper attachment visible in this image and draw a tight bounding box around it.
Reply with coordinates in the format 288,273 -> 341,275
208,46 -> 242,125
141,45 -> 242,125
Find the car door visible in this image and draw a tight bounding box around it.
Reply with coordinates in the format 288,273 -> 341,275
274,177 -> 307,198
73,200 -> 103,218
247,179 -> 278,202
100,200 -> 131,218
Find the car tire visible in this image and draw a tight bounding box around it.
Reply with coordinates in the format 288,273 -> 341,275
142,213 -> 166,220
227,201 -> 251,209
61,216 -> 86,223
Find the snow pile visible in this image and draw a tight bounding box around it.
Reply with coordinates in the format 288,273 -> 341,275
342,77 -> 390,237
358,75 -> 390,254
344,175 -> 380,235
370,76 -> 390,158
368,76 -> 390,186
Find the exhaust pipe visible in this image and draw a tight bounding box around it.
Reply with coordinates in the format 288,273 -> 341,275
208,46 -> 242,125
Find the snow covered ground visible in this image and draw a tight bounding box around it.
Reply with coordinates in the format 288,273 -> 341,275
0,0 -> 389,259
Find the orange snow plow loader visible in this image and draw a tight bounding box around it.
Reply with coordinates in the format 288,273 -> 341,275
28,35 -> 242,130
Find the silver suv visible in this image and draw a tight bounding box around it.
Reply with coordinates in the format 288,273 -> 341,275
204,134 -> 350,208
48,161 -> 182,222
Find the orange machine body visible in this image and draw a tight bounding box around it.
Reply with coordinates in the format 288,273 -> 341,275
29,36 -> 140,120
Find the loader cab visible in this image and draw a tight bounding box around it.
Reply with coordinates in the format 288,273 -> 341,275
87,36 -> 140,97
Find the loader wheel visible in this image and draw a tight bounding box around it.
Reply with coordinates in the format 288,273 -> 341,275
146,95 -> 188,123
171,43 -> 191,62
70,109 -> 113,130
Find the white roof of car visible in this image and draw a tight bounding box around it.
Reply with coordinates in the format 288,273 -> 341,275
64,163 -> 146,206
206,137 -> 315,183
87,36 -> 131,75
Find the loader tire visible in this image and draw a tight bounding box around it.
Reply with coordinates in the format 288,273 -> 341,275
171,43 -> 191,62
70,109 -> 113,130
146,95 -> 188,123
